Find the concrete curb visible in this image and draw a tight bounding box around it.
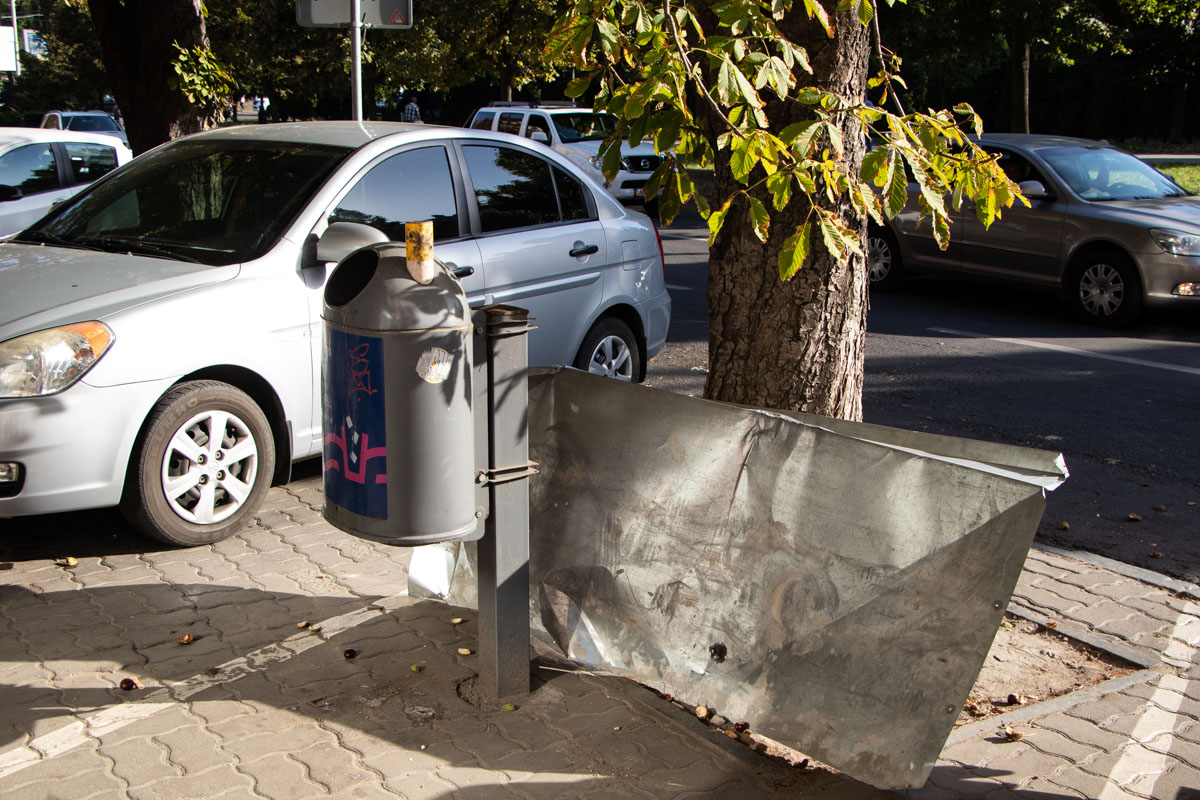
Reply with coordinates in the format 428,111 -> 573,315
1034,543 -> 1200,600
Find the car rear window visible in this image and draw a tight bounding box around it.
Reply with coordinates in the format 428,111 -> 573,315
63,142 -> 119,185
497,112 -> 524,135
65,115 -> 121,133
463,144 -> 595,232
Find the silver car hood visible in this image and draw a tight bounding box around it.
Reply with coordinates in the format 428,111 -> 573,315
1095,196 -> 1200,232
0,243 -> 238,342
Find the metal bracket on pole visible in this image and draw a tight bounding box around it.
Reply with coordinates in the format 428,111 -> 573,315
473,306 -> 533,700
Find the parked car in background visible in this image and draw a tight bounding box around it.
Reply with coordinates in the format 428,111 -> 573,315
39,110 -> 128,147
0,128 -> 132,235
867,134 -> 1200,326
468,102 -> 663,211
0,122 -> 670,546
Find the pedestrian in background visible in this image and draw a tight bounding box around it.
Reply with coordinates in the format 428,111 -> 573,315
402,96 -> 421,122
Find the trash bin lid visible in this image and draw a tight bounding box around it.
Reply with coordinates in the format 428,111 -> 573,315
323,243 -> 470,333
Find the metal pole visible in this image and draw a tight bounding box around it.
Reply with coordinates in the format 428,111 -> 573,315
475,306 -> 533,701
350,0 -> 362,121
9,0 -> 18,78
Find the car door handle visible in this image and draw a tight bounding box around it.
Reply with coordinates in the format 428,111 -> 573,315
569,244 -> 599,258
451,265 -> 474,279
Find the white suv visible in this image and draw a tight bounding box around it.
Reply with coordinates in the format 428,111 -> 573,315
469,103 -> 662,208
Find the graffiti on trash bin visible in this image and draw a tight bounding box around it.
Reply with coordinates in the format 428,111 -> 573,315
323,328 -> 388,518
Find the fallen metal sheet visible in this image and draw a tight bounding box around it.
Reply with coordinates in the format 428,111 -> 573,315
410,367 -> 1067,790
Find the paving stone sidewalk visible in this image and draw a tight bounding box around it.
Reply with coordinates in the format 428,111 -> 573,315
1,476 -> 1198,799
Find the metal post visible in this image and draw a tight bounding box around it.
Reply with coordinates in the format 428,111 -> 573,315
475,306 -> 533,700
9,0 -> 18,78
350,0 -> 362,121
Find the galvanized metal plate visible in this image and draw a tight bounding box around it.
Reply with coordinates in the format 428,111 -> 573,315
412,368 -> 1067,789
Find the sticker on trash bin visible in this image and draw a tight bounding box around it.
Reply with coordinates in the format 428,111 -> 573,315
416,348 -> 453,384
323,329 -> 387,519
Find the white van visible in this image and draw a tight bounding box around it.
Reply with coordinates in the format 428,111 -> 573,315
468,102 -> 662,209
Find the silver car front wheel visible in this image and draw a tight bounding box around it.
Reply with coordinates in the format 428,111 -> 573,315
122,381 -> 275,546
866,227 -> 904,289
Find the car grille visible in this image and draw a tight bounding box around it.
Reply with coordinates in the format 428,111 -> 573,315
625,156 -> 660,173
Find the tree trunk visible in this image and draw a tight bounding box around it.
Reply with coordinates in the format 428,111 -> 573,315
704,7 -> 871,421
87,0 -> 210,155
1170,76 -> 1187,144
1007,14 -> 1031,134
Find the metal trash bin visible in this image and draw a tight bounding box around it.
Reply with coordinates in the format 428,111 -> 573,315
320,241 -> 476,545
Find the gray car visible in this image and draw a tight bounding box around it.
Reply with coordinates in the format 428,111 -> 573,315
0,122 -> 670,545
867,134 -> 1200,326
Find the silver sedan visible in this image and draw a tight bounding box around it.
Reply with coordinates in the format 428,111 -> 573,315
868,133 -> 1200,326
0,122 -> 670,545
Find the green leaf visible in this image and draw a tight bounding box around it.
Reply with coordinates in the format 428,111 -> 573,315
716,57 -> 738,105
767,170 -> 793,211
803,0 -> 835,37
779,223 -> 811,280
748,196 -> 770,242
730,136 -> 756,184
884,149 -> 908,218
565,75 -> 593,99
707,197 -> 734,246
596,19 -> 620,57
860,145 -> 887,185
856,0 -> 874,27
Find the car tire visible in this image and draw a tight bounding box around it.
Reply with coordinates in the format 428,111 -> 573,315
121,380 -> 275,546
867,226 -> 904,290
1068,250 -> 1144,327
573,318 -> 641,382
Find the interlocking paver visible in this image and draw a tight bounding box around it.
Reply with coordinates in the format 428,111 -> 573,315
8,496 -> 1200,800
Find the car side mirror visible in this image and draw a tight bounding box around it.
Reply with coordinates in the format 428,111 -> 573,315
306,221 -> 390,270
529,130 -> 550,145
1018,180 -> 1053,201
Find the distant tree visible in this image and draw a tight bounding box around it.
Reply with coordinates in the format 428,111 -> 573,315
87,0 -> 230,153
878,0 -> 1118,134
1121,0 -> 1200,142
0,0 -> 110,126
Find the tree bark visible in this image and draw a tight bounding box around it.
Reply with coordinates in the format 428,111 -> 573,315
703,7 -> 871,421
1170,76 -> 1187,144
87,0 -> 210,154
1007,13 -> 1031,134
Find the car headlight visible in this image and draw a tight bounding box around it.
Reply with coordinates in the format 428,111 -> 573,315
1150,228 -> 1200,256
0,322 -> 113,398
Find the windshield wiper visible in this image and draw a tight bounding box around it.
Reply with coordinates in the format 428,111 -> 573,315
9,230 -> 104,250
72,235 -> 200,263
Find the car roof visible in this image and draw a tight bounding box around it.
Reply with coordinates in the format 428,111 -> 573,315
45,110 -> 113,117
178,121 -> 550,151
0,126 -> 132,149
978,133 -> 1118,152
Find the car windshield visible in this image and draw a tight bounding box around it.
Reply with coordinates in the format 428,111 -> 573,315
1039,146 -> 1189,201
551,112 -> 617,143
65,115 -> 121,132
14,138 -> 352,266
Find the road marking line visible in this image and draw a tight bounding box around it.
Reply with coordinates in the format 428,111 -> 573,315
665,284 -> 692,292
0,592 -> 410,780
928,327 -> 1200,377
1098,609 -> 1195,799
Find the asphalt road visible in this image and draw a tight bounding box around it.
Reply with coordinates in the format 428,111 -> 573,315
651,211 -> 1200,584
